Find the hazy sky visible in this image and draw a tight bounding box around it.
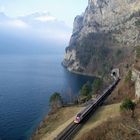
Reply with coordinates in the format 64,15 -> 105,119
0,0 -> 88,27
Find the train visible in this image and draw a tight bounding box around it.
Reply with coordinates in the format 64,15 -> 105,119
74,78 -> 120,124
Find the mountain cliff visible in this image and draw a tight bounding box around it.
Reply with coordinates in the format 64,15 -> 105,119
63,0 -> 140,76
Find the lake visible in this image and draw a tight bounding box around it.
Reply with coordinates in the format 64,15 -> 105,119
0,53 -> 94,140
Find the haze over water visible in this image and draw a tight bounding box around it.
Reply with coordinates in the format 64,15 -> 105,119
0,4 -> 94,139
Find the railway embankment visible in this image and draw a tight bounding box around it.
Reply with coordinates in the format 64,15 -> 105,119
31,102 -> 121,140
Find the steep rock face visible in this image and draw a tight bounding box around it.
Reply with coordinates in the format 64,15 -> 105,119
132,68 -> 140,99
63,0 -> 140,76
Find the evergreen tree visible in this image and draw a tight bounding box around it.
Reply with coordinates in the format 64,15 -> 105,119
92,78 -> 103,94
79,82 -> 92,102
49,92 -> 63,110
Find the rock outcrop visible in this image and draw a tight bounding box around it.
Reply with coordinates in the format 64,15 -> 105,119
132,67 -> 140,99
63,0 -> 140,76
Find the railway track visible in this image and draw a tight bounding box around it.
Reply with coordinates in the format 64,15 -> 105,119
56,78 -> 120,140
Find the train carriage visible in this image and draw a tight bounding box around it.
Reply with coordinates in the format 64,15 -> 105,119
74,78 -> 120,124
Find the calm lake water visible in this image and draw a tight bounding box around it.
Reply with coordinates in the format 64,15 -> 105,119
0,54 -> 94,140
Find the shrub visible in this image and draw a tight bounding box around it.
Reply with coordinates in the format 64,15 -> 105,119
120,98 -> 136,117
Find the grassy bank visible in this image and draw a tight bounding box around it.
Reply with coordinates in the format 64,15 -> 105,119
74,103 -> 121,140
75,102 -> 140,140
31,106 -> 83,140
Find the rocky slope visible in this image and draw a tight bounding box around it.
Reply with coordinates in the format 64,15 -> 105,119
63,0 -> 140,76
